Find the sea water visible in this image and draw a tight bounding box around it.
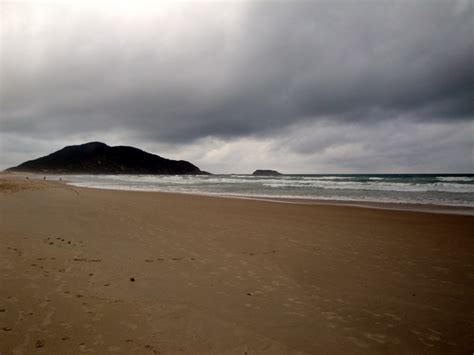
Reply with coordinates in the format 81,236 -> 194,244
59,174 -> 474,207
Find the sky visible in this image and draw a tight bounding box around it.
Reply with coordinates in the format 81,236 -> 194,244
1,0 -> 473,173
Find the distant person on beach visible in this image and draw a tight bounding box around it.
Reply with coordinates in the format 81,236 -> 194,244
43,176 -> 46,180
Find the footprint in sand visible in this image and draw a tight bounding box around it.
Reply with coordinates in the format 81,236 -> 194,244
73,258 -> 102,263
35,339 -> 45,348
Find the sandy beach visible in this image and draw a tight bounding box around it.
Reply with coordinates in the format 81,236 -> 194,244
1,175 -> 473,354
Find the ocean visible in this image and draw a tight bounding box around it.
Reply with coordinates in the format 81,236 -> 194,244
60,174 -> 474,208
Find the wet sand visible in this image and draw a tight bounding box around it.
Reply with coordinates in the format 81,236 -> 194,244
1,176 -> 473,354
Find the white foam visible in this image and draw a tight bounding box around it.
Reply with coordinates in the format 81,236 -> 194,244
437,176 -> 474,182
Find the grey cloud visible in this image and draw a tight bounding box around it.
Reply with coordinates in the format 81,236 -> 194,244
265,119 -> 473,173
0,1 -> 473,171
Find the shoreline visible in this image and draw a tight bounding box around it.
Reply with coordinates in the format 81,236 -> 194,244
2,172 -> 473,215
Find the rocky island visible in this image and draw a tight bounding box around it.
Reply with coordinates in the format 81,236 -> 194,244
252,169 -> 282,176
6,141 -> 205,175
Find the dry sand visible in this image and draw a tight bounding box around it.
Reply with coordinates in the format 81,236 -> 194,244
0,175 -> 473,354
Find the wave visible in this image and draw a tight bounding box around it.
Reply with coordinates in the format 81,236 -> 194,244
437,176 -> 474,182
63,174 -> 474,193
301,176 -> 348,180
263,181 -> 473,193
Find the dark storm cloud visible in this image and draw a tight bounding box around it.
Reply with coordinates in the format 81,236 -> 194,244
0,0 -> 472,172
2,1 -> 472,141
244,1 -> 473,122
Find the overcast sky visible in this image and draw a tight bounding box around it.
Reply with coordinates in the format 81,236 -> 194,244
1,0 -> 473,173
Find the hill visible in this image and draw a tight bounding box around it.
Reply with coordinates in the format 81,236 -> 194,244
6,142 -> 205,175
252,169 -> 282,176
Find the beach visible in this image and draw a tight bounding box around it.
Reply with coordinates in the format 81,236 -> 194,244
1,175 -> 473,354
